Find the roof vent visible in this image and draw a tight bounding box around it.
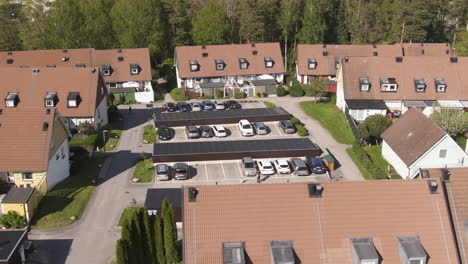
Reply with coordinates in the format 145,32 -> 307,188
323,51 -> 328,56
46,108 -> 51,115
6,58 -> 13,64
428,180 -> 438,194
19,65 -> 29,68
251,43 -> 256,47
446,49 -> 450,55
7,51 -> 12,55
188,187 -> 198,202
117,49 -> 122,53
0,109 -> 2,115
421,43 -> 424,47
450,57 -> 458,63
395,57 -> 403,63
118,56 -> 124,62
308,184 -> 323,198
373,52 -> 378,56
202,53 -> 208,57
252,50 -> 257,55
421,49 -> 425,55
75,63 -> 86,67
442,168 -> 451,182
91,68 -> 96,73
373,44 -> 377,48
201,45 -> 206,49
323,44 -> 327,48
344,56 -> 349,62
419,169 -> 430,179
63,49 -> 68,53
46,64 -> 56,68
42,122 -> 49,131
32,68 -> 40,74
62,57 -> 70,62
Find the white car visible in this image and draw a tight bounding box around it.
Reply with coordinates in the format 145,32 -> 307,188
273,159 -> 291,174
257,160 -> 275,175
191,102 -> 202,111
215,101 -> 226,110
238,119 -> 254,136
212,125 -> 227,137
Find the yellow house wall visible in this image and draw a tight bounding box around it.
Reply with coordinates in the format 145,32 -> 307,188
2,203 -> 26,217
2,190 -> 42,221
11,172 -> 48,195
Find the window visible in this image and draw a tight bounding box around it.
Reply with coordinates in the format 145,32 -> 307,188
22,172 -> 33,181
361,261 -> 378,264
360,78 -> 370,92
264,57 -> 274,68
239,58 -> 249,69
68,99 -> 77,107
61,145 -> 65,159
195,78 -> 202,83
103,69 -> 110,75
44,92 -> 57,107
308,58 -> 317,69
414,78 -> 426,92
109,83 -> 117,88
335,58 -> 340,69
5,92 -> 19,108
67,92 -> 80,108
439,149 -> 447,158
409,259 -> 424,264
380,78 -> 398,92
435,78 -> 447,92
130,64 -> 140,75
190,60 -> 199,71
215,59 -> 224,70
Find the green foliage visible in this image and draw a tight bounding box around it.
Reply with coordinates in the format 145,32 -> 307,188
357,114 -> 392,144
116,239 -> 129,264
350,142 -> 388,180
234,92 -> 246,99
286,76 -> 299,88
154,90 -> 164,102
263,101 -> 276,108
288,84 -> 305,97
191,2 -> 229,45
163,199 -> 180,263
170,88 -> 188,101
143,125 -> 158,144
154,216 -> 166,264
216,89 -> 224,98
431,107 -> 468,136
0,211 -> 26,229
133,158 -> 154,183
201,95 -> 214,99
239,0 -> 264,42
17,0 -> 48,50
295,124 -> 309,136
276,86 -> 287,97
302,78 -> 328,101
0,2 -> 22,51
77,122 -> 95,135
290,117 -> 300,125
167,0 -> 192,46
455,31 -> 468,56
298,0 -> 326,44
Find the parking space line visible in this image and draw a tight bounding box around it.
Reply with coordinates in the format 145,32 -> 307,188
204,161 -> 209,180
220,160 -> 227,180
236,161 -> 243,178
274,123 -> 283,135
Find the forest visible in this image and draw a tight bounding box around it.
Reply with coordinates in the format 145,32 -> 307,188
0,0 -> 466,76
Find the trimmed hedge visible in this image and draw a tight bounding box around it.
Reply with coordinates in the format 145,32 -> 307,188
286,76 -> 299,87
234,92 -> 246,99
288,84 -> 305,97
295,124 -> 308,136
290,117 -> 300,125
153,90 -> 164,101
276,86 -> 287,96
215,89 -> 224,98
351,142 -> 388,179
264,101 -> 276,108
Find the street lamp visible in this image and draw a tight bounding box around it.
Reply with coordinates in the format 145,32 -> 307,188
103,130 -> 108,143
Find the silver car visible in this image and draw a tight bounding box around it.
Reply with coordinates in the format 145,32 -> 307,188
254,122 -> 268,135
191,102 -> 202,111
242,157 -> 257,176
155,164 -> 170,181
174,163 -> 189,180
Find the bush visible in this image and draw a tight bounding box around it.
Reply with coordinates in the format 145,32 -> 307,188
77,122 -> 95,135
234,92 -> 246,99
295,124 -> 309,136
264,101 -> 276,108
351,142 -> 388,179
153,90 -> 164,101
108,105 -> 120,122
276,86 -> 287,96
290,117 -> 300,125
169,88 -> 188,101
0,211 -> 26,229
201,96 -> 214,99
215,89 -> 224,98
289,84 -> 305,97
262,92 -> 268,98
286,76 -> 299,88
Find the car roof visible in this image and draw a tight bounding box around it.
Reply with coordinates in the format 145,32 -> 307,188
215,100 -> 224,103
242,157 -> 253,162
213,125 -> 224,129
291,159 -> 307,165
156,164 -> 168,171
187,125 -> 198,129
191,102 -> 200,105
174,163 -> 187,168
276,159 -> 288,165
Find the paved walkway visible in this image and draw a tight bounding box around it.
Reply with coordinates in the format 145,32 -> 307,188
29,96 -> 362,264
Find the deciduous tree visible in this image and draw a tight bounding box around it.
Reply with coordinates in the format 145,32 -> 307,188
357,114 -> 392,144
298,0 -> 327,44
431,107 -> 468,136
191,2 -> 229,45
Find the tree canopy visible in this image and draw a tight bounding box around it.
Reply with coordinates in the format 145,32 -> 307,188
191,2 -> 229,45
430,107 -> 468,136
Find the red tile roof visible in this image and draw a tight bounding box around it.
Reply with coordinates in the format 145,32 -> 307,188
0,67 -> 105,117
0,108 -> 57,171
175,43 -> 285,78
381,109 -> 447,166
0,48 -> 152,82
342,56 -> 468,101
183,181 -> 459,264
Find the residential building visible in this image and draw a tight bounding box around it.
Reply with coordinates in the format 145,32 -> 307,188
0,108 -> 70,219
0,67 -> 108,130
144,188 -> 182,222
0,48 -> 153,103
175,43 -> 285,97
381,108 -> 468,179
296,43 -> 451,87
0,229 -> 30,264
336,56 -> 468,122
182,181 -> 459,263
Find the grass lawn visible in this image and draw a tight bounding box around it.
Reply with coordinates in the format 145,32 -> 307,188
69,134 -> 98,147
454,135 -> 467,150
98,119 -> 124,152
348,145 -> 402,180
347,148 -> 375,180
170,88 -> 188,101
31,153 -> 105,229
142,125 -> 157,144
300,96 -> 355,144
117,207 -> 142,226
132,159 -> 154,183
263,101 -> 276,108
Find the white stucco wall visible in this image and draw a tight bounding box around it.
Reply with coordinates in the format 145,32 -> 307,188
135,81 -> 154,103
47,139 -> 70,189
349,109 -> 387,122
382,140 -> 411,179
93,97 -> 109,130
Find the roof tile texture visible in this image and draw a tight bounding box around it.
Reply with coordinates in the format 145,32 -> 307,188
183,180 -> 458,264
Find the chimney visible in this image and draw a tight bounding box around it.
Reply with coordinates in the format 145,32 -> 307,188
308,184 -> 323,198
42,122 -> 49,131
91,68 -> 96,73
395,57 -> 403,63
62,57 -> 70,62
428,180 -> 438,194
188,187 -> 198,202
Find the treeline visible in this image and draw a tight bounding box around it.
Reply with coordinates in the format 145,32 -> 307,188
0,0 -> 466,74
116,201 -> 181,264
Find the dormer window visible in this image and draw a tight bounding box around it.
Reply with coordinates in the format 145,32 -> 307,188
308,58 -> 317,69
239,58 -> 249,69
380,78 -> 398,92
67,92 -> 81,108
6,59 -> 13,64
190,60 -> 199,72
130,64 -> 140,75
44,92 -> 57,107
398,236 -> 427,264
102,64 -> 112,76
264,57 -> 274,68
215,59 -> 225,70
5,92 -> 19,108
270,241 -> 294,264
414,78 -> 426,92
335,58 -> 340,69
351,238 -> 380,264
360,78 -> 370,92
435,78 -> 446,93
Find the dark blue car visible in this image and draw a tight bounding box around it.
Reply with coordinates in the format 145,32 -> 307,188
305,157 -> 327,174
177,102 -> 190,112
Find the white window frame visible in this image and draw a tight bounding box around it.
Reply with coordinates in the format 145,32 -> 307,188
103,69 -> 111,76
381,84 -> 397,92
437,84 -> 446,92
68,99 -> 77,107
6,99 -> 15,108
439,149 -> 447,158
266,61 -> 273,68
416,85 -> 425,92
45,99 -> 54,107
131,68 -> 139,75
22,172 -> 34,182
216,63 -> 224,70
309,62 -> 316,69
408,258 -> 425,264
240,63 -> 248,69
361,260 -> 378,264
7,173 -> 15,183
190,64 -> 198,71
361,84 -> 370,92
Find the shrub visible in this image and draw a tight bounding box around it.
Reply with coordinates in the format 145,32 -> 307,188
216,89 -> 224,98
295,124 -> 309,136
153,90 -> 164,101
0,211 -> 26,229
77,122 -> 95,135
290,117 -> 300,125
169,88 -> 188,101
108,105 -> 120,122
351,142 -> 388,179
262,92 -> 268,98
289,84 -> 305,97
234,92 -> 246,99
276,86 -> 287,97
286,76 -> 299,87
264,101 -> 276,108
255,92 -> 262,98
201,96 -> 214,99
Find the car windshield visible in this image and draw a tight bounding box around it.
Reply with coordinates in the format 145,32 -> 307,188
175,166 -> 187,172
263,165 -> 273,169
218,129 -> 225,133
258,126 -> 266,130
189,127 -> 197,132
156,166 -> 167,173
243,124 -> 251,129
244,162 -> 254,168
280,165 -> 289,168
202,127 -> 210,131
161,127 -> 169,133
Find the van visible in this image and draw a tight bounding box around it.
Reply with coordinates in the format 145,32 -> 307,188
290,158 -> 310,176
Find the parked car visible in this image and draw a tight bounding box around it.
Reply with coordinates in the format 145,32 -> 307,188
174,163 -> 189,180
290,158 -> 310,176
238,119 -> 254,136
202,100 -> 215,111
273,159 -> 291,174
165,102 -> 177,112
225,100 -> 242,109
214,100 -> 226,110
212,125 -> 227,137
305,157 -> 327,174
257,160 -> 275,175
158,124 -> 172,140
279,120 -> 296,134
191,102 -> 202,112
185,126 -> 200,138
200,125 -> 214,138
155,164 -> 171,181
242,157 -> 257,176
177,102 -> 190,112
253,122 -> 268,135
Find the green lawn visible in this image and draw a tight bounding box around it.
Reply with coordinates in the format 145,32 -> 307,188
69,134 -> 98,147
348,145 -> 402,180
263,101 -> 276,108
454,135 -> 467,150
170,88 -> 188,101
31,152 -> 105,229
117,207 -> 142,226
98,119 -> 124,152
300,96 -> 355,144
132,159 -> 154,183
142,125 -> 157,144
347,148 -> 375,180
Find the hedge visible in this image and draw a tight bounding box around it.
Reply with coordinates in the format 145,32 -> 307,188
264,101 -> 276,108
290,117 -> 300,125
288,84 -> 305,97
234,92 -> 246,99
295,124 -> 308,136
215,89 -> 224,98
276,86 -> 287,97
351,142 -> 388,179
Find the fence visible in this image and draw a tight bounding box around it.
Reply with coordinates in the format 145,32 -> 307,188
344,107 -> 361,141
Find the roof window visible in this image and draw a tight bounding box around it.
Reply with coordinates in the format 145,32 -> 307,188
223,242 -> 245,264
215,59 -> 225,70
323,51 -> 328,56
308,184 -> 323,198
118,56 -> 124,62
62,57 -> 70,62
395,57 -> 403,63
270,240 -> 295,264
239,58 -> 249,69
351,238 -> 380,264
130,64 -> 140,75
373,52 -> 378,56
102,64 -> 112,76
117,49 -> 123,53
6,58 -> 13,64
434,78 -> 446,93
44,92 -> 57,107
264,57 -> 274,68
380,78 -> 398,92
5,92 -> 19,108
67,92 -> 81,108
397,236 -> 427,264
190,60 -> 199,72
414,78 -> 426,92
202,52 -> 208,57
308,58 -> 317,69
360,78 -> 370,92
335,58 -> 340,69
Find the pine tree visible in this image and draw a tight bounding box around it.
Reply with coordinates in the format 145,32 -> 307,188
393,0 -> 433,43
78,0 -> 116,49
17,0 -> 48,50
191,2 -> 230,45
141,208 -> 156,263
128,212 -> 145,263
298,0 -> 327,44
121,217 -> 138,264
162,199 -> 180,264
154,215 -> 166,264
239,0 -> 265,42
0,2 -> 23,51
168,0 -> 192,46
279,0 -> 303,70
116,239 -> 129,264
